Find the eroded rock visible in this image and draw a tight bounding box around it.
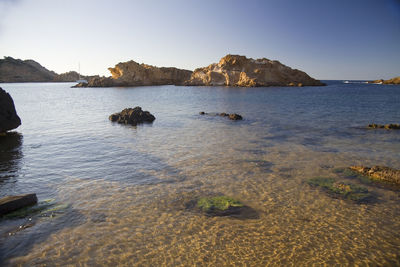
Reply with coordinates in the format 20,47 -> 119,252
185,54 -> 325,87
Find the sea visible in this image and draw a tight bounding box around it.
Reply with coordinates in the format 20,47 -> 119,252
0,81 -> 399,266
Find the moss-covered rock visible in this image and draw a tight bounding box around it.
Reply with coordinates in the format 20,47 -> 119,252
307,177 -> 374,203
189,195 -> 258,219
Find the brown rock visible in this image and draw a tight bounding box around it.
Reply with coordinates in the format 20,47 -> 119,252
0,194 -> 38,216
350,166 -> 400,185
185,54 -> 325,87
104,60 -> 192,87
367,76 -> 400,85
109,107 -> 155,126
0,87 -> 21,133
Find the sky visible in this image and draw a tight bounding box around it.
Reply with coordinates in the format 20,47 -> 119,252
0,0 -> 399,80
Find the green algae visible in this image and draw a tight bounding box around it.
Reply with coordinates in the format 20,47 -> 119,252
307,177 -> 374,203
197,196 -> 243,213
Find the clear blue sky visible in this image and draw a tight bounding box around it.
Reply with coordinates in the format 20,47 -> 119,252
0,0 -> 399,80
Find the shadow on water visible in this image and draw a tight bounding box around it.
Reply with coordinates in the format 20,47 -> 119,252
0,208 -> 87,264
0,133 -> 23,186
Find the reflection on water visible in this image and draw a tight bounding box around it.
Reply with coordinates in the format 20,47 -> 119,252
0,133 -> 23,187
0,82 -> 399,265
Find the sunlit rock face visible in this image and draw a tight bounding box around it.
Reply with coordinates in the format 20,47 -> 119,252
367,76 -> 400,85
106,60 -> 192,86
185,54 -> 325,87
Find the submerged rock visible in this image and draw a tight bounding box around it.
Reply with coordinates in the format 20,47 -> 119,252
199,111 -> 243,120
368,123 -> 400,130
307,177 -> 374,203
349,166 -> 400,185
109,106 -> 155,126
185,54 -> 325,87
0,87 -> 21,133
0,194 -> 37,216
189,195 -> 258,219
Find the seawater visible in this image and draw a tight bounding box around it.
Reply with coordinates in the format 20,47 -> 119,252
0,82 -> 399,266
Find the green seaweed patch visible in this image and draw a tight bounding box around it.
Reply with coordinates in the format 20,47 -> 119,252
1,199 -> 68,219
307,177 -> 374,203
197,196 -> 243,212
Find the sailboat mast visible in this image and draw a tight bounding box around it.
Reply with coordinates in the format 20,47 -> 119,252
78,62 -> 81,80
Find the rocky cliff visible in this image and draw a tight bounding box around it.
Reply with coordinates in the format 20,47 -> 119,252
106,60 -> 192,86
185,55 -> 324,87
0,57 -> 93,83
368,76 -> 400,85
0,87 -> 21,133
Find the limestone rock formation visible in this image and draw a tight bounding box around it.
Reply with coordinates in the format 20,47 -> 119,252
185,54 -> 325,87
0,87 -> 21,133
367,76 -> 400,85
101,60 -> 192,87
109,107 -> 155,126
350,166 -> 400,185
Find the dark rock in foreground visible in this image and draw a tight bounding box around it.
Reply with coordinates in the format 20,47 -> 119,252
350,166 -> 400,185
307,177 -> 374,203
0,194 -> 38,216
199,111 -> 243,120
368,123 -> 400,130
0,87 -> 21,133
109,107 -> 155,126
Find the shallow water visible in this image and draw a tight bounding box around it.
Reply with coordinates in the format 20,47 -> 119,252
0,82 -> 399,266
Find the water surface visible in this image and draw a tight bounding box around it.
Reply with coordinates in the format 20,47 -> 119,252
0,82 -> 399,265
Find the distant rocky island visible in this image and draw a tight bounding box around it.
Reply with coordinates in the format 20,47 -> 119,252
76,54 -> 324,88
184,55 -> 324,87
367,76 -> 400,85
0,56 -> 97,83
1,55 -> 325,87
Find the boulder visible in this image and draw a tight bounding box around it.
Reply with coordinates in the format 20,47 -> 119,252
109,106 -> 155,126
0,87 -> 21,133
185,54 -> 325,87
350,166 -> 400,185
0,194 -> 38,216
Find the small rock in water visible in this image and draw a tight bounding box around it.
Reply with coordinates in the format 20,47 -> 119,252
199,112 -> 243,121
0,194 -> 38,216
368,123 -> 400,129
349,166 -> 400,185
109,106 -> 155,126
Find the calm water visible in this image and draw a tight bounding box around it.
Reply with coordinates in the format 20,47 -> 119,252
0,82 -> 399,266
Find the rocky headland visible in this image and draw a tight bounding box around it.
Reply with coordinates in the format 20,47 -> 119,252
0,56 -> 94,83
184,55 -> 325,87
367,76 -> 400,85
0,87 -> 21,133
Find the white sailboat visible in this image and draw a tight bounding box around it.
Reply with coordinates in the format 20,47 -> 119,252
76,62 -> 88,83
